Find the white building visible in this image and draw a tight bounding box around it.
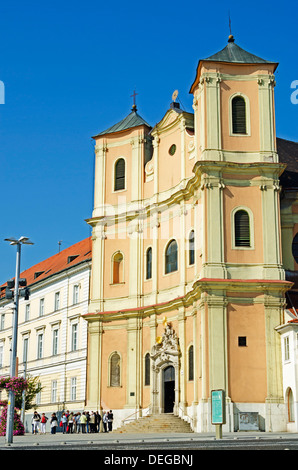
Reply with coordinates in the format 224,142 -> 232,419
0,237 -> 91,430
277,306 -> 298,432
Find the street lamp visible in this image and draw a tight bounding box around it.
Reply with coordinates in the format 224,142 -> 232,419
4,236 -> 34,444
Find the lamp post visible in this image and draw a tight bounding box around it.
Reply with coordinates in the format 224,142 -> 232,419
4,236 -> 34,444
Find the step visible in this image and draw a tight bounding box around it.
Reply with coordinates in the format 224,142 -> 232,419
114,413 -> 193,434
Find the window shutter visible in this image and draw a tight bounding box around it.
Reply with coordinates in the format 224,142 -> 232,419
235,210 -> 250,247
232,96 -> 246,134
115,159 -> 125,191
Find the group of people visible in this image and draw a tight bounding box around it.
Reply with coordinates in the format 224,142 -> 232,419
31,409 -> 114,435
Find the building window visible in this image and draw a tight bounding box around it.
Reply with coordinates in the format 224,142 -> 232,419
188,345 -> 194,381
189,230 -> 195,265
146,247 -> 152,280
52,329 -> 59,356
292,233 -> 298,263
165,239 -> 178,274
71,377 -> 77,401
23,337 -> 29,363
0,314 -> 5,331
73,285 -> 79,305
51,380 -> 57,403
144,353 -> 150,386
25,304 -> 30,322
238,336 -> 247,347
112,252 -> 124,284
39,298 -> 44,317
234,210 -> 250,247
110,352 -> 121,387
54,292 -> 60,311
284,336 -> 290,361
114,158 -> 125,191
232,95 -> 247,134
0,343 -> 3,368
71,323 -> 78,351
287,388 -> 295,422
37,333 -> 43,359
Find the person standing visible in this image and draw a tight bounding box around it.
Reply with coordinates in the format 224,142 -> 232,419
103,411 -> 109,432
32,411 -> 41,435
50,413 -> 58,434
61,412 -> 68,434
80,412 -> 87,433
40,413 -> 48,434
95,411 -> 101,432
108,410 -> 114,432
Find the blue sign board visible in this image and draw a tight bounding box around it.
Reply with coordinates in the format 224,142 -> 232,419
211,389 -> 226,425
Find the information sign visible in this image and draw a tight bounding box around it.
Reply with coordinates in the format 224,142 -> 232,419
211,389 -> 226,425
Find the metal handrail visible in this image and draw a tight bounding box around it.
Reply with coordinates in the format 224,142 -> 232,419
178,405 -> 194,428
121,404 -> 152,426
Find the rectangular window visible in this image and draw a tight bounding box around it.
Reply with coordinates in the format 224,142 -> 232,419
51,380 -> 57,403
284,336 -> 290,361
0,314 -> 5,331
37,333 -> 43,359
25,304 -> 30,322
71,377 -> 77,401
52,329 -> 59,356
39,298 -> 44,316
73,285 -> 79,305
23,337 -> 29,363
0,343 -> 3,368
238,336 -> 247,347
54,292 -> 60,311
71,323 -> 78,351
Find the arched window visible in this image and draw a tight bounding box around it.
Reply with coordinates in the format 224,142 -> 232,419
189,230 -> 195,265
188,345 -> 194,381
114,158 -> 125,191
112,252 -> 124,284
234,210 -> 250,247
232,96 -> 247,134
110,352 -> 121,387
165,239 -> 178,274
146,247 -> 152,280
292,233 -> 298,263
144,353 -> 150,386
287,388 -> 295,422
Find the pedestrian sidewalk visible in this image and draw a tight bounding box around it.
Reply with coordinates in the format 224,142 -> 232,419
1,429 -> 298,448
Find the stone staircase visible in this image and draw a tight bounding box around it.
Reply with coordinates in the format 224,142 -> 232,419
114,413 -> 193,434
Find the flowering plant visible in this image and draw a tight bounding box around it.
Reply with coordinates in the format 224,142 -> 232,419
0,376 -> 28,436
0,376 -> 28,392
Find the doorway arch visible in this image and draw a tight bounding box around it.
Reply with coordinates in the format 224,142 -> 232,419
163,365 -> 175,413
150,324 -> 181,414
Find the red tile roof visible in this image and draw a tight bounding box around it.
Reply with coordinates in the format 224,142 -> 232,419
0,237 -> 92,298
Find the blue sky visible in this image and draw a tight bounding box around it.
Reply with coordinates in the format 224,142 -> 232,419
0,0 -> 297,284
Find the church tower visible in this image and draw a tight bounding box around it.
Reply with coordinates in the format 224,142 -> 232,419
84,36 -> 291,432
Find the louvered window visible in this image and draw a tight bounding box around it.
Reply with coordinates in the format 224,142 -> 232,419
165,240 -> 178,274
146,247 -> 152,280
144,353 -> 150,386
232,96 -> 247,134
188,345 -> 194,381
189,230 -> 195,265
114,158 -> 125,191
234,210 -> 250,247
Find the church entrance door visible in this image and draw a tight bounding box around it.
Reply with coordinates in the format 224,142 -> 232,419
163,365 -> 175,413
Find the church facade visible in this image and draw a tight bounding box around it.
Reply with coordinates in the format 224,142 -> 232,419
84,36 -> 296,432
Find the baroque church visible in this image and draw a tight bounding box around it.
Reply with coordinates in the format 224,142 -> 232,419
83,34 -> 298,432
1,34 -> 298,434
